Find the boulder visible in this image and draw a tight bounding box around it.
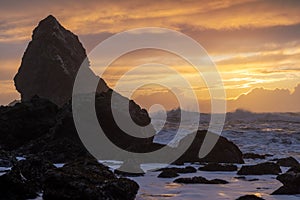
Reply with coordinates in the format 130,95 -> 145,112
158,170 -> 179,178
243,153 -> 271,160
156,166 -> 197,174
237,162 -> 281,175
199,163 -> 238,171
42,157 -> 139,200
174,176 -> 228,184
173,130 -> 244,164
114,160 -> 145,177
276,157 -> 299,167
234,176 -> 259,182
236,195 -> 265,200
272,166 -> 300,195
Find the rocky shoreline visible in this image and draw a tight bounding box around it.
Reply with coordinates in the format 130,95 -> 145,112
1,147 -> 299,199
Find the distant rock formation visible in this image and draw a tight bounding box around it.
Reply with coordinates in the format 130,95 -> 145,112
14,15 -> 108,106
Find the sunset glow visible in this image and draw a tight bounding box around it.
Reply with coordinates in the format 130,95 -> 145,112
1,0 -> 300,112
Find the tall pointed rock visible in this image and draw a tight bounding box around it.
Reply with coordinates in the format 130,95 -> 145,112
14,15 -> 108,106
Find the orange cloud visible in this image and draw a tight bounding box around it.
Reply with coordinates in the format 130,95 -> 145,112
0,1 -> 300,111
227,84 -> 300,112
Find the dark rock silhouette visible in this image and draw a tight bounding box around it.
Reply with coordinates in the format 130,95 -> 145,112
243,153 -> 271,160
0,156 -> 55,200
198,163 -> 238,171
272,165 -> 300,195
173,130 -> 244,164
236,195 -> 265,200
276,156 -> 299,167
174,176 -> 228,184
0,96 -> 59,150
42,157 -> 139,200
157,170 -> 179,178
156,166 -> 197,174
237,162 -> 281,175
14,15 -> 108,106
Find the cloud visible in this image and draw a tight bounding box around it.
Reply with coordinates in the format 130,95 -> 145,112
178,23 -> 300,54
227,84 -> 300,112
0,0 -> 300,110
133,83 -> 300,113
1,0 -> 300,42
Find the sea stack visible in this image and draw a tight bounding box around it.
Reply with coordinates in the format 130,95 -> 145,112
14,15 -> 108,106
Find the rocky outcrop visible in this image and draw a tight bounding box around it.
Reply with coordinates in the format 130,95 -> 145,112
199,163 -> 238,171
0,96 -> 58,150
14,92 -> 157,163
11,156 -> 56,191
156,166 -> 197,174
157,170 -> 179,178
0,156 -> 55,200
272,165 -> 300,195
237,162 -> 281,175
236,195 -> 265,200
243,153 -> 271,160
275,157 -> 299,167
42,157 -> 139,200
11,15 -> 157,162
174,176 -> 228,184
0,156 -> 140,200
173,130 -> 244,164
14,15 -> 108,106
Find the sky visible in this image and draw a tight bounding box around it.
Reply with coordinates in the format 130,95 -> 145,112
0,0 -> 300,112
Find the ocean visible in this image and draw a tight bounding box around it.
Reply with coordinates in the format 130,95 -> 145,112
123,109 -> 300,200
2,110 -> 299,200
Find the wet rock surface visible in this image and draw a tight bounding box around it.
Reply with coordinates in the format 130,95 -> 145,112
243,153 -> 271,160
236,194 -> 265,200
198,163 -> 238,171
157,170 -> 180,178
156,166 -> 197,174
43,157 -> 139,200
275,156 -> 299,167
272,165 -> 300,195
237,162 -> 281,175
0,156 -> 55,200
174,176 -> 228,184
173,130 -> 244,164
